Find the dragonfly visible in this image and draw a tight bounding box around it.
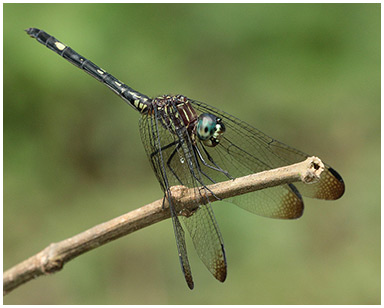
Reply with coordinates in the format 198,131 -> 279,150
25,28 -> 345,289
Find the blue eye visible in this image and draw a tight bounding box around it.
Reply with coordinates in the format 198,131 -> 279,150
196,113 -> 225,147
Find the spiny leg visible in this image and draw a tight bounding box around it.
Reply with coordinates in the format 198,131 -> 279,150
197,143 -> 233,179
180,144 -> 222,202
192,146 -> 218,184
165,141 -> 185,185
150,140 -> 179,159
164,140 -> 221,201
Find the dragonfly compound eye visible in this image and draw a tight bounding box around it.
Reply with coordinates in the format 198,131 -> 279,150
197,113 -> 226,147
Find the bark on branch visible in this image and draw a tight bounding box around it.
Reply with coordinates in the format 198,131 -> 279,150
3,156 -> 324,295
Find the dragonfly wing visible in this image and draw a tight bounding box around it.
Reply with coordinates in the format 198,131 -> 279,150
230,184 -> 303,219
189,100 -> 344,218
267,138 -> 345,200
181,204 -> 227,282
193,135 -> 304,219
171,212 -> 194,289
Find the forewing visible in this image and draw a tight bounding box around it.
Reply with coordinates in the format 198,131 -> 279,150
189,100 -> 344,218
266,138 -> 345,199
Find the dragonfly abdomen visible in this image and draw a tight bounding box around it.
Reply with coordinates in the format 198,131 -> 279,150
25,28 -> 151,113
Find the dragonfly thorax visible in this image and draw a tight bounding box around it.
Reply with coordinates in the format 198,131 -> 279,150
152,94 -> 198,134
152,95 -> 225,147
196,113 -> 226,147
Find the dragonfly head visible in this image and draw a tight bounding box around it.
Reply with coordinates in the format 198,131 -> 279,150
196,113 -> 226,147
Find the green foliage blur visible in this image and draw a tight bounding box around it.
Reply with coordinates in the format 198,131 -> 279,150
4,3 -> 380,304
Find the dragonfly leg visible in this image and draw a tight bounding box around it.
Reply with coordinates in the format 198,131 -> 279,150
184,152 -> 222,202
150,140 -> 179,159
192,147 -> 217,184
149,139 -> 185,185
192,157 -> 222,203
166,138 -> 222,203
161,192 -> 167,210
197,143 -> 234,180
165,142 -> 185,185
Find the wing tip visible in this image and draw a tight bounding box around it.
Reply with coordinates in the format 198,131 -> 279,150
215,244 -> 227,282
187,279 -> 194,290
284,184 -> 304,219
327,167 -> 345,200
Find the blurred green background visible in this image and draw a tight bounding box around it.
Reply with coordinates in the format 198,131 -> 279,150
4,3 -> 380,305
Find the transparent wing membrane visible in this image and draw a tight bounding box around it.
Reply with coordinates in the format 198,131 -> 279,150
190,100 -> 345,201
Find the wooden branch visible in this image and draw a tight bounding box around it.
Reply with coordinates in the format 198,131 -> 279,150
3,156 -> 324,295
